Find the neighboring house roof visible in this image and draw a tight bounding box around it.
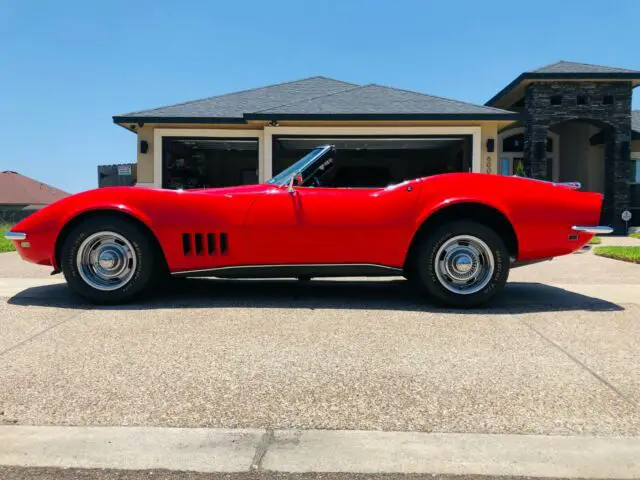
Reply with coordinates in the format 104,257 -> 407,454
113,76 -> 518,124
486,60 -> 640,107
632,110 -> 640,134
0,171 -> 69,205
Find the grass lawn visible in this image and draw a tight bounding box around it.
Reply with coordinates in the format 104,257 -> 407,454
0,224 -> 16,253
594,246 -> 640,264
588,236 -> 602,245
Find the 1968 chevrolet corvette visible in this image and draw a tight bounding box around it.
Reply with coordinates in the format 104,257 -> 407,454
5,145 -> 612,307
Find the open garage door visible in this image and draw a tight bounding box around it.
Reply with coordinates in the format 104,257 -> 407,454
272,136 -> 472,186
162,137 -> 259,189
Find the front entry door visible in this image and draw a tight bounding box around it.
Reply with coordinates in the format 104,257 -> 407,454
243,185 -> 418,266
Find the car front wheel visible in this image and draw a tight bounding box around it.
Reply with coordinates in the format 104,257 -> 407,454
414,220 -> 509,307
60,216 -> 158,304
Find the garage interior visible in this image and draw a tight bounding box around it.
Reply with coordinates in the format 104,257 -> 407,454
160,135 -> 471,189
162,137 -> 259,189
272,136 -> 472,187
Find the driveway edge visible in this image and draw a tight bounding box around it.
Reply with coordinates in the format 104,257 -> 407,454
1,426 -> 639,478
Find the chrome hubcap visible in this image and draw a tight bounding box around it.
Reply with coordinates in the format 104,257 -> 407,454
76,232 -> 137,291
434,235 -> 495,295
98,251 -> 117,269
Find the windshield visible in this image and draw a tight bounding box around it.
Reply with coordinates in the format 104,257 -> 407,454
267,146 -> 329,185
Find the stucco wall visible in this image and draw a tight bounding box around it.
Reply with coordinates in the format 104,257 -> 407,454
551,122 -> 605,193
481,123 -> 498,174
587,144 -> 605,194
136,126 -> 155,184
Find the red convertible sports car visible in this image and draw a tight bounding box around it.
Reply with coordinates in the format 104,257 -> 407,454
6,145 -> 612,307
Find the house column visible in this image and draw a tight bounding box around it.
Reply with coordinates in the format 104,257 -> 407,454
262,127 -> 274,182
603,127 -> 631,231
524,118 -> 550,180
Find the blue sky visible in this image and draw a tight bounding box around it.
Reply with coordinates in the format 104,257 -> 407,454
1,0 -> 639,193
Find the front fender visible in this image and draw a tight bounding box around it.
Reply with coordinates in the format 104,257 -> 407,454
11,189 -> 159,269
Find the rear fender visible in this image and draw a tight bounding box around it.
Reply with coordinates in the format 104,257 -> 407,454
406,196 -> 521,263
414,196 -> 516,235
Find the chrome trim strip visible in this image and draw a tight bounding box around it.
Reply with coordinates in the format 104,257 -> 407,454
556,181 -> 581,190
4,232 -> 27,241
572,226 -> 614,234
512,177 -> 582,190
171,263 -> 403,277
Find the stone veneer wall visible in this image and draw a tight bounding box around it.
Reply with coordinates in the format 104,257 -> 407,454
523,81 -> 632,230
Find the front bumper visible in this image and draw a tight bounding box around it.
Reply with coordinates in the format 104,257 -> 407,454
3,232 -> 27,241
572,226 -> 614,234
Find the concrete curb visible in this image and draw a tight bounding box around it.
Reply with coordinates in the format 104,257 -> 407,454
1,426 -> 640,478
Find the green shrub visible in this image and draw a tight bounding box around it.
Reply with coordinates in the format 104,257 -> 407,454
0,223 -> 15,253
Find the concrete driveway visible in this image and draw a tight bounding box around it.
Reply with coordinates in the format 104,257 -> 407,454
1,250 -> 639,476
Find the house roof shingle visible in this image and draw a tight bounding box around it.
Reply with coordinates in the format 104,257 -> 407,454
0,171 -> 69,206
247,84 -> 512,118
487,60 -> 640,107
533,61 -> 640,74
114,77 -> 518,124
117,77 -> 357,121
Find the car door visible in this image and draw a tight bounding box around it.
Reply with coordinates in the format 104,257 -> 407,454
243,183 -> 419,266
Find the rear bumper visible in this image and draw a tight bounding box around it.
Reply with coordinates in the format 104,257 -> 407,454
4,232 -> 27,241
572,225 -> 614,234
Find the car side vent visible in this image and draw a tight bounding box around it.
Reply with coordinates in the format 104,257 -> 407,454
207,233 -> 215,255
194,233 -> 204,256
220,233 -> 228,255
182,233 -> 191,256
182,232 -> 228,256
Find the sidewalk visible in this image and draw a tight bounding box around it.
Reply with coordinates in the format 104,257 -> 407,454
595,235 -> 640,247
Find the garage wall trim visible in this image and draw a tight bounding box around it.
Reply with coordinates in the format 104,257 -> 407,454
149,126 -> 482,188
152,128 -> 265,187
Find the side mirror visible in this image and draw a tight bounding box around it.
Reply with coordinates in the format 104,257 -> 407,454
287,173 -> 303,193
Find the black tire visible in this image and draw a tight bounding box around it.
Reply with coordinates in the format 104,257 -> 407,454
413,220 -> 510,308
60,216 -> 160,304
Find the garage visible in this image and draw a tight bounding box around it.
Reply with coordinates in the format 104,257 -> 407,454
162,137 -> 259,189
272,136 -> 472,187
118,78 -> 521,190
161,135 -> 471,190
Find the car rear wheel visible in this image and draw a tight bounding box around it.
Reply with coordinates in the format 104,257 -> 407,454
60,216 -> 158,304
414,220 -> 509,307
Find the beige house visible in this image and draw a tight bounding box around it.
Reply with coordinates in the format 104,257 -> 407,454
113,61 -> 640,228
113,77 -> 517,188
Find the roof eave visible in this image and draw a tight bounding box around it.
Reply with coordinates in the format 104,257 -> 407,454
112,116 -> 247,125
243,113 -> 522,121
486,72 -> 640,107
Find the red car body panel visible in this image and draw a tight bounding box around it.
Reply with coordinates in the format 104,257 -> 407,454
8,173 -> 602,273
